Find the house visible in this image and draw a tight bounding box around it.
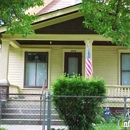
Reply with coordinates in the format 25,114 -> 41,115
0,0 -> 129,98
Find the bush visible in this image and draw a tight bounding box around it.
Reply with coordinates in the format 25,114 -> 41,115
52,74 -> 106,130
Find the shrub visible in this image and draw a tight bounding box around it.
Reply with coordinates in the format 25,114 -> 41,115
52,74 -> 106,130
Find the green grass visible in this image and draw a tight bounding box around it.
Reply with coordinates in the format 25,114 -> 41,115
95,123 -> 130,130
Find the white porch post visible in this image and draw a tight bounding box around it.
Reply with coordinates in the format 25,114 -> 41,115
0,39 -> 10,100
84,40 -> 93,78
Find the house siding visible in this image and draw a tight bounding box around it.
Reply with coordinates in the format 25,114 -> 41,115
8,47 -> 23,87
35,17 -> 96,34
93,46 -> 123,85
7,45 -> 85,89
6,45 -> 126,90
50,47 -> 62,84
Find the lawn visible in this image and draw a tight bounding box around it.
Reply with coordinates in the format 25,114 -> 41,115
95,123 -> 130,130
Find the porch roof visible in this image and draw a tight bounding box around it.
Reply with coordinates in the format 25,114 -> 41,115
0,2 -> 112,47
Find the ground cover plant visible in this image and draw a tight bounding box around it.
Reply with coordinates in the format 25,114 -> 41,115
0,128 -> 7,130
95,122 -> 130,130
52,74 -> 106,130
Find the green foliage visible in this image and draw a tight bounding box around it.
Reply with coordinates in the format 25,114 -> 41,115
52,74 -> 106,130
80,0 -> 130,48
0,0 -> 43,36
0,128 -> 7,130
94,108 -> 105,124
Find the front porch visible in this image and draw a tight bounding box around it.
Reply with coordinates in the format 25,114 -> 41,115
9,84 -> 130,97
0,10 -> 130,97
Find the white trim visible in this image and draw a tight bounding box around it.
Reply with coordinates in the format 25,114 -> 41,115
118,49 -> 130,86
10,40 -> 21,48
2,34 -> 112,41
22,48 -> 51,89
62,49 -> 85,76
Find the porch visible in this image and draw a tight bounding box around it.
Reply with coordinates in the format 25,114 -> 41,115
9,84 -> 130,97
6,84 -> 130,108
107,85 -> 130,97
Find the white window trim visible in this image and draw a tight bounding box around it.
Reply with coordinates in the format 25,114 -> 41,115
22,48 -> 51,89
62,49 -> 85,76
118,49 -> 130,86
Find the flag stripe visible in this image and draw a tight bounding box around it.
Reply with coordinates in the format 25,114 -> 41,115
85,45 -> 93,76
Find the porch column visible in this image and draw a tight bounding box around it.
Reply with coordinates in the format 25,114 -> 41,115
84,40 -> 93,78
0,39 -> 10,100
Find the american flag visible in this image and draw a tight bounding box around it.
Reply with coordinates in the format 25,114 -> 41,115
85,44 -> 93,76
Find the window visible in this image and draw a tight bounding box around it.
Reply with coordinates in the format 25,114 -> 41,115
121,53 -> 130,85
25,52 -> 48,87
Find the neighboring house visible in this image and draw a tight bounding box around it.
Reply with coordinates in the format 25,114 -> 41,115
0,0 -> 129,97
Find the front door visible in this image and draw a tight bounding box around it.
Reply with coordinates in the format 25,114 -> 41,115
64,52 -> 82,76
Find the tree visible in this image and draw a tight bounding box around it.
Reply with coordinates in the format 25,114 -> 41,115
80,0 -> 130,47
0,0 -> 43,36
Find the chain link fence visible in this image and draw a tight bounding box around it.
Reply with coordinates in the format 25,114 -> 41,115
0,91 -> 130,130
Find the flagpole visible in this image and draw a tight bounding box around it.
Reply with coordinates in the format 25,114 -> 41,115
84,40 -> 93,79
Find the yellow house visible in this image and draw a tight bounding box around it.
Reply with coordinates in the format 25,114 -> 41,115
0,1 -> 129,97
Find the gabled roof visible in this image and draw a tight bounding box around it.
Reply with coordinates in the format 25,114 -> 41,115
37,0 -> 78,15
33,4 -> 81,24
0,4 -> 81,33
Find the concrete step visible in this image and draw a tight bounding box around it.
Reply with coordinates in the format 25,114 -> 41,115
1,119 -> 64,125
3,104 -> 41,109
2,113 -> 60,119
1,98 -> 63,125
2,108 -> 57,114
2,102 -> 55,109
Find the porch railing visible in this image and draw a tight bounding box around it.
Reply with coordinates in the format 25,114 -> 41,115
107,85 -> 130,97
40,79 -> 47,122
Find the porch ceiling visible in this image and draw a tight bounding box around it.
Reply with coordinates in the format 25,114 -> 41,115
17,40 -> 114,46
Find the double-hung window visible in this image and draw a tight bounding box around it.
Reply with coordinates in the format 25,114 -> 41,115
121,53 -> 130,85
25,52 -> 48,88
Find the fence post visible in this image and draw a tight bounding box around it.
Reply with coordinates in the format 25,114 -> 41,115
0,90 -> 2,128
42,92 -> 47,130
124,96 -> 127,130
124,96 -> 127,117
47,91 -> 51,130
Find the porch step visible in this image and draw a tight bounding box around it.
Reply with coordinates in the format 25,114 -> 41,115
1,99 -> 64,125
2,113 -> 60,119
1,119 -> 64,125
2,108 -> 57,114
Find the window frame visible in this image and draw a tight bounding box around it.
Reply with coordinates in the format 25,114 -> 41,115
24,52 -> 48,88
118,49 -> 130,86
22,48 -> 51,88
62,48 -> 84,76
120,53 -> 130,85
